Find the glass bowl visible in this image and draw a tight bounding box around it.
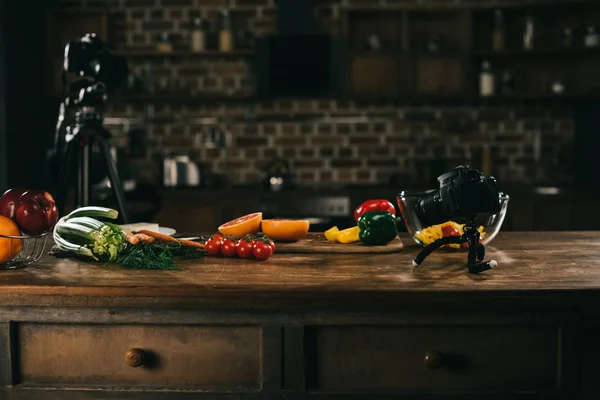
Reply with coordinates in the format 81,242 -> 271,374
396,191 -> 510,247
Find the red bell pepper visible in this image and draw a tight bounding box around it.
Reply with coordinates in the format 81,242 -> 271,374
354,199 -> 396,222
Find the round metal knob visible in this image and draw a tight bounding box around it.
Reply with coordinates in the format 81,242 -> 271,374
125,348 -> 145,368
424,350 -> 443,370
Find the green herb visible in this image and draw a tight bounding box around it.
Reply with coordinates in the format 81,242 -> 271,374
116,242 -> 203,270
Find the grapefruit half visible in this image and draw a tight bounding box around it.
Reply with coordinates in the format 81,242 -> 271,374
218,212 -> 262,237
261,219 -> 310,241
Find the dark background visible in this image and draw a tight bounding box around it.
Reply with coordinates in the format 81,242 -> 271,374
1,0 -> 600,232
0,0 -> 51,190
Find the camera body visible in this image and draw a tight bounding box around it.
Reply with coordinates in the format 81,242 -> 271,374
415,165 -> 501,227
64,33 -> 127,87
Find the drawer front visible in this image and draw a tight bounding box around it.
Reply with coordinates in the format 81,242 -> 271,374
17,324 -> 261,388
307,325 -> 559,391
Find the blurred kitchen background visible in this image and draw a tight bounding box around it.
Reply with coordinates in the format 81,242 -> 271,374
2,0 -> 600,233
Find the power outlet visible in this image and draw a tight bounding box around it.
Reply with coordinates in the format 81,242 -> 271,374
194,127 -> 229,148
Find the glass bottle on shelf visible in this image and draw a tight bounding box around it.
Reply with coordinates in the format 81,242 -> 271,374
219,9 -> 233,52
501,70 -> 514,95
562,27 -> 573,48
523,15 -> 535,51
156,32 -> 172,53
479,61 -> 495,97
584,26 -> 599,48
551,78 -> 565,95
492,9 -> 505,52
190,17 -> 206,52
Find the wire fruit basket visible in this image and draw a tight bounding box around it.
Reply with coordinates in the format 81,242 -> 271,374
0,232 -> 50,269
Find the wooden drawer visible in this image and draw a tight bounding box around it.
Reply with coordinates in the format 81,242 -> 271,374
306,325 -> 559,391
16,324 -> 261,388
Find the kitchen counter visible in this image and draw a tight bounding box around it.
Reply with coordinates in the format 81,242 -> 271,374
1,232 -> 600,399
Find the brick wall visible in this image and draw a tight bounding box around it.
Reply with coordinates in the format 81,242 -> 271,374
55,0 -> 575,187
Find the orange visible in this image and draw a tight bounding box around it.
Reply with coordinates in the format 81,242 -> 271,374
261,219 -> 310,242
218,212 -> 262,237
0,216 -> 23,264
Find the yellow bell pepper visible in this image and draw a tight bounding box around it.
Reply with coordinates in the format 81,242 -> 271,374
325,226 -> 340,242
337,226 -> 360,244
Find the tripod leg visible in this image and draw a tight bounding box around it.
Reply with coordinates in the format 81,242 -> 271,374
78,143 -> 90,207
412,235 -> 465,267
97,138 -> 130,223
56,139 -> 78,215
476,243 -> 485,261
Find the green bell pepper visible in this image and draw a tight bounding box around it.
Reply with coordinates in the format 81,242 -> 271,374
358,211 -> 398,246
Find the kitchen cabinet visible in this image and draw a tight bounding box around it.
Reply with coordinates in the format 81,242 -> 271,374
1,232 -> 600,399
345,0 -> 600,102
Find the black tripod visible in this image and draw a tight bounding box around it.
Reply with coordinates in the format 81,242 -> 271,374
412,219 -> 497,274
55,105 -> 130,223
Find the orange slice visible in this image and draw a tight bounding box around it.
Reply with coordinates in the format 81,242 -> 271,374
218,212 -> 262,237
261,219 -> 310,242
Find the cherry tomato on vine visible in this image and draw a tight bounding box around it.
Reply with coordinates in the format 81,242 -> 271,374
236,239 -> 255,258
220,239 -> 238,257
205,238 -> 222,256
212,233 -> 225,242
253,241 -> 274,260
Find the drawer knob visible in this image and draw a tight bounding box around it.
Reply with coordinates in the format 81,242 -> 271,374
424,350 -> 443,370
125,348 -> 145,368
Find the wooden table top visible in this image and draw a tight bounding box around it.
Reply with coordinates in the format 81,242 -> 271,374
1,232 -> 600,308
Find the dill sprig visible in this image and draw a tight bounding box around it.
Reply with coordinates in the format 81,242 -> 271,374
117,241 -> 203,270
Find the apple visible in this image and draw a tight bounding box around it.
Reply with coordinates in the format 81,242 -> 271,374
15,191 -> 59,236
0,188 -> 29,219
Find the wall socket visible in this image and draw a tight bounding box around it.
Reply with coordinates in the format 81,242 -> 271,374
194,127 -> 229,148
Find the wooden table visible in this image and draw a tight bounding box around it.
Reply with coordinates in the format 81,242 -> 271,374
1,232 -> 600,399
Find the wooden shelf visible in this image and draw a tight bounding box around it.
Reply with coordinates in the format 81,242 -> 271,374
349,94 -> 599,106
346,0 -> 589,11
116,93 -> 255,102
472,48 -> 600,58
112,49 -> 254,58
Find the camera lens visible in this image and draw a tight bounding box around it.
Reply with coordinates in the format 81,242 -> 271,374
415,190 -> 448,227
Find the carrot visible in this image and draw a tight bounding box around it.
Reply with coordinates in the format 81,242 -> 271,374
137,230 -> 204,249
123,230 -> 140,245
135,233 -> 155,244
137,230 -> 178,243
179,239 -> 205,249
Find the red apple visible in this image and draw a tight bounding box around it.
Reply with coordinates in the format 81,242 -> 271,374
15,191 -> 59,235
0,188 -> 29,219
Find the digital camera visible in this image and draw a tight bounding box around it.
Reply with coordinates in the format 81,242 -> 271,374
414,165 -> 501,226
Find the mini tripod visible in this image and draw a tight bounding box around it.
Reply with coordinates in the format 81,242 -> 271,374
55,100 -> 130,223
412,219 -> 497,274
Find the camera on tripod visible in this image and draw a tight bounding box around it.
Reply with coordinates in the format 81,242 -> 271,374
52,33 -> 130,223
415,166 -> 501,228
64,33 -> 128,88
399,166 -> 504,274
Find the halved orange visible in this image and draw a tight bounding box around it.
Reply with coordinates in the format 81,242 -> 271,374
261,219 -> 310,242
218,212 -> 262,237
